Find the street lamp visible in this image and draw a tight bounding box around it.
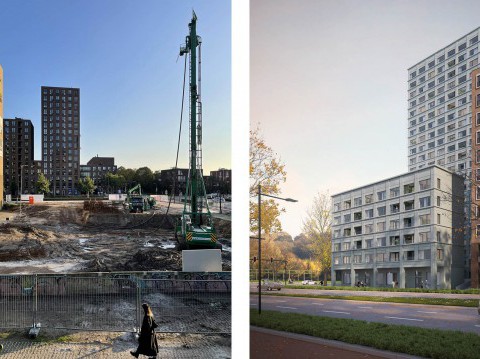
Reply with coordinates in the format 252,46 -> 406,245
257,184 -> 297,314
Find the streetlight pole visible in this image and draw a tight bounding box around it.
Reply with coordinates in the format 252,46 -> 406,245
258,184 -> 262,314
257,184 -> 297,315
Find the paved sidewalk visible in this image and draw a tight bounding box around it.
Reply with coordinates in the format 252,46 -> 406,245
250,327 -> 422,359
0,333 -> 231,358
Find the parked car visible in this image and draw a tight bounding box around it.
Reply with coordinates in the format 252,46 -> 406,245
257,280 -> 283,291
302,280 -> 316,285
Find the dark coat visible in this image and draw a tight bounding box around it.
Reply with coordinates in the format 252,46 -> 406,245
136,315 -> 159,356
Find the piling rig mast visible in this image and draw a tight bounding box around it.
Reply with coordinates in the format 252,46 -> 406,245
176,12 -> 220,250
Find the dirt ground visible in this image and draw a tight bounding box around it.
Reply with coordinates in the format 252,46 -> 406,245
0,201 -> 232,273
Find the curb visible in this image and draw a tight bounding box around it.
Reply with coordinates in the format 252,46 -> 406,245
250,326 -> 424,359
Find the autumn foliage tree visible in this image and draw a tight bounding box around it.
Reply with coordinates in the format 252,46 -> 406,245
249,126 -> 287,235
303,192 -> 332,283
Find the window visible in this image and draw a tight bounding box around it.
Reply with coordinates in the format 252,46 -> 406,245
376,253 -> 385,262
334,203 -> 341,212
437,178 -> 441,188
377,237 -> 386,247
344,228 -> 351,237
405,251 -> 415,261
437,213 -> 441,224
353,255 -> 362,264
419,196 -> 431,208
419,179 -> 430,190
403,217 -> 413,228
391,203 -> 400,213
390,187 -> 400,197
404,183 -> 414,194
344,200 -> 351,209
344,213 -> 351,223
419,232 -> 430,242
354,212 -> 362,221
365,254 -> 373,263
419,214 -> 431,225
419,249 -> 431,260
333,243 -> 340,252
389,220 -> 400,230
389,252 -> 400,261
437,196 -> 441,206
404,200 -> 415,211
377,191 -> 386,201
365,209 -> 374,218
354,197 -> 362,206
355,240 -> 362,249
437,249 -> 444,260
354,226 -> 362,235
365,239 -> 373,249
343,256 -> 350,264
365,194 -> 373,204
365,224 -> 373,234
377,222 -> 386,232
377,206 -> 386,216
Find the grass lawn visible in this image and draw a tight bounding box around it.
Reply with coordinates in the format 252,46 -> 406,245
284,284 -> 480,294
256,291 -> 478,307
251,309 -> 480,359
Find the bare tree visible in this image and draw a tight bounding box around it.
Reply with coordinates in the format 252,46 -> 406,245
303,192 -> 332,283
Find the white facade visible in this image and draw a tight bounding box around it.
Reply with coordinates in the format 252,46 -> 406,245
331,166 -> 464,289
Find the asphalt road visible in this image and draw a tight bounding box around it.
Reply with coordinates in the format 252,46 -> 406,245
250,294 -> 480,334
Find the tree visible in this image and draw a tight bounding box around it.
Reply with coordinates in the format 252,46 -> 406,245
303,192 -> 332,283
134,167 -> 155,193
35,173 -> 50,195
103,172 -> 126,193
249,126 -> 287,235
78,177 -> 96,197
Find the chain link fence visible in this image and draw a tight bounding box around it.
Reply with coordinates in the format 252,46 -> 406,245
0,272 -> 231,334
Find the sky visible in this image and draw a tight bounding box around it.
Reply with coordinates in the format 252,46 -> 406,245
251,0 -> 480,238
0,0 -> 231,173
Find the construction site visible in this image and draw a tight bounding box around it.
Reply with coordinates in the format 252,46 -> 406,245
0,199 -> 231,274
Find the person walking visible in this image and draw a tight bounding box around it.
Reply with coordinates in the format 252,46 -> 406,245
130,303 -> 159,359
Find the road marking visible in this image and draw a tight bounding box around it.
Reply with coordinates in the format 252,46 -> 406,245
276,306 -> 297,310
274,300 -> 287,303
311,303 -> 324,306
417,311 -> 437,314
323,310 -> 350,315
385,316 -> 423,322
358,306 -> 373,309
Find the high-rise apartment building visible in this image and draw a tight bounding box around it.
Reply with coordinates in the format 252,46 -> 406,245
407,29 -> 479,174
407,28 -> 480,284
3,118 -> 35,195
41,86 -> 80,196
331,166 -> 465,289
0,65 -> 4,206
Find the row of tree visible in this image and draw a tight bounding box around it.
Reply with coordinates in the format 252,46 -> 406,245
249,126 -> 332,281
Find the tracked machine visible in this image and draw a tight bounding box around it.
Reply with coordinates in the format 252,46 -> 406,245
175,12 -> 221,251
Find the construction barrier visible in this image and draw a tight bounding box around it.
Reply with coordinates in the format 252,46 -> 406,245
0,272 -> 231,334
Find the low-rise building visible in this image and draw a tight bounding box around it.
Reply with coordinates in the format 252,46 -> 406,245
80,156 -> 117,182
331,166 -> 465,289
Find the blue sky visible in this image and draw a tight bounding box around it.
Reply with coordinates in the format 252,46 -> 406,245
0,0 -> 231,172
251,0 -> 480,237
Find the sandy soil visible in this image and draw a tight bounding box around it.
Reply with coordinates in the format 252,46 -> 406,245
0,201 -> 231,273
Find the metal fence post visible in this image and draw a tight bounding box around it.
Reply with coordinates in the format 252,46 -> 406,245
136,277 -> 141,331
33,274 -> 37,328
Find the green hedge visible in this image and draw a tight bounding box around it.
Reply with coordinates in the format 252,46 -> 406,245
251,310 -> 480,359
